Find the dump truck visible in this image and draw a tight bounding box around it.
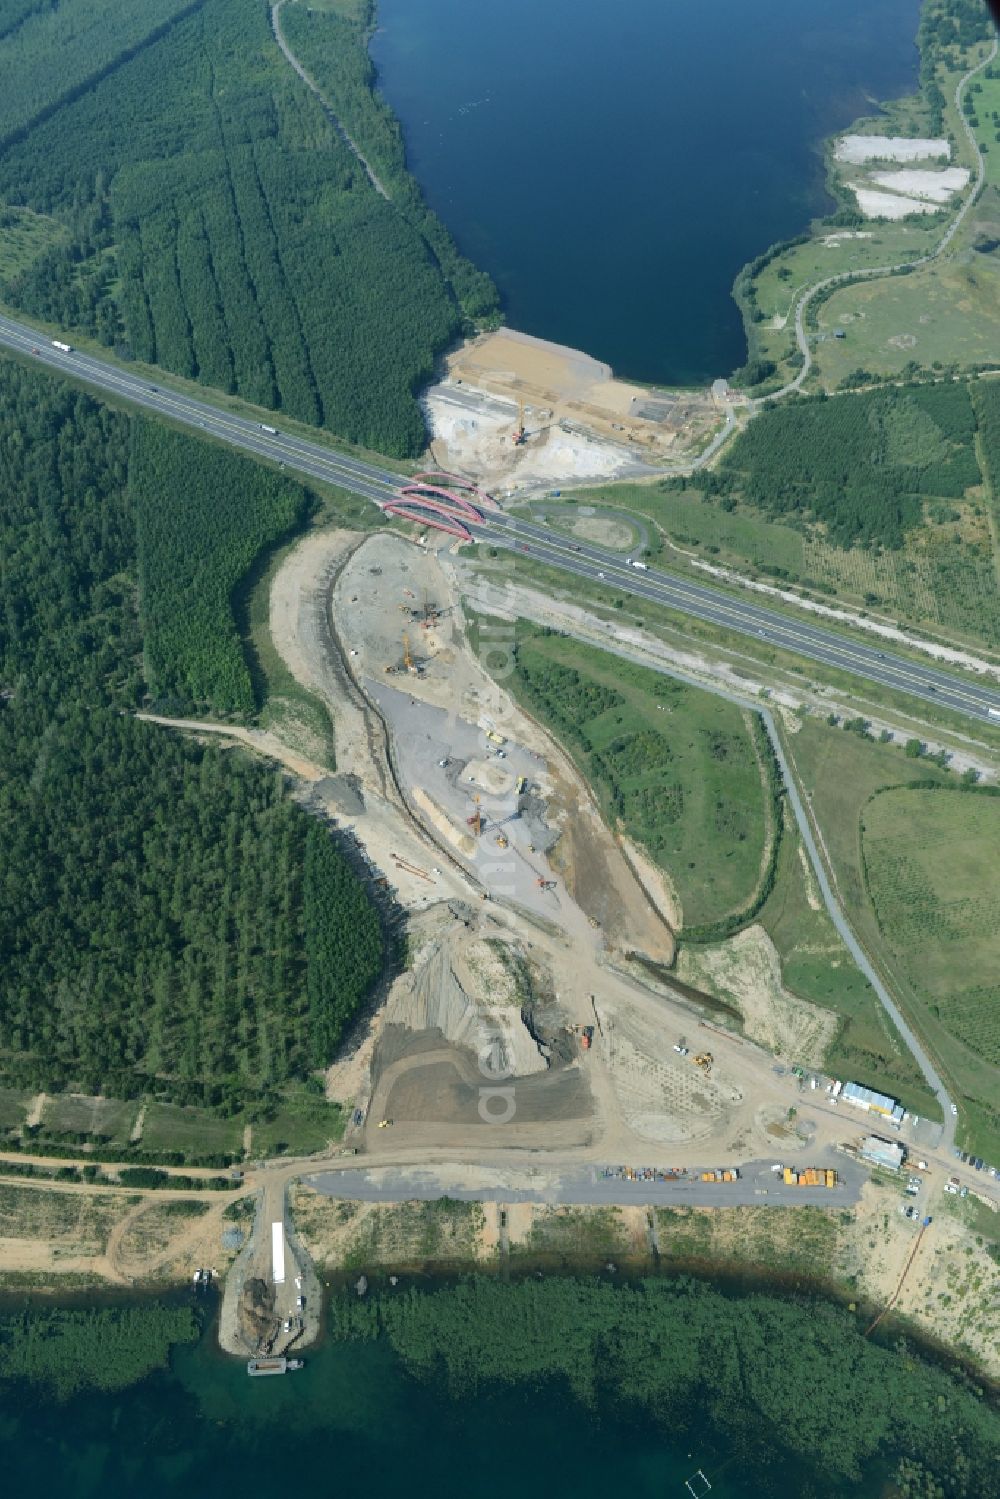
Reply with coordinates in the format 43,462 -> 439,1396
783,1166 -> 837,1188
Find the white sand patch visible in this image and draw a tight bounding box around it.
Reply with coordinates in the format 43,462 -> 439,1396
849,186 -> 942,219
870,166 -> 969,203
422,379 -> 642,488
525,425 -> 637,482
823,230 -> 874,247
835,134 -> 950,164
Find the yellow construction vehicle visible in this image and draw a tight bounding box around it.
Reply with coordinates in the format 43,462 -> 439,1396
377,1119 -> 393,1129
692,1052 -> 713,1071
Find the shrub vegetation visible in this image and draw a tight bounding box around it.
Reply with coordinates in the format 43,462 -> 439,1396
709,384 -> 981,549
333,1276 -> 1000,1494
0,1303 -> 200,1397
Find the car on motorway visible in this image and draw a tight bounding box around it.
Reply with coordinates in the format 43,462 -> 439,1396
598,571 -> 605,579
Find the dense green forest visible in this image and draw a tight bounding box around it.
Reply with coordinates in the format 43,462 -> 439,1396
972,378 -> 1000,502
0,1302 -> 200,1398
133,423 -> 307,717
0,0 -> 196,148
0,358 -> 381,1104
683,382 -> 983,549
334,1276 -> 1000,1497
0,0 -> 481,454
280,0 -> 498,322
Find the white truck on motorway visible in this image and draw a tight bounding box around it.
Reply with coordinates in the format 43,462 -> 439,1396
51,340 -> 72,353
259,423 -> 278,435
629,559 -> 648,570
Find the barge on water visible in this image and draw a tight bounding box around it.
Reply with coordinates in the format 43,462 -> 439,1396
247,1357 -> 304,1377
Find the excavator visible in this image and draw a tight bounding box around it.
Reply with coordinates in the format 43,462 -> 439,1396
512,396 -> 527,446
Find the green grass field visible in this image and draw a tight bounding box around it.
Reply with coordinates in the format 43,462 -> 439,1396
0,1088 -> 31,1133
140,1104 -> 245,1159
862,786 -> 1000,1156
752,808 -> 932,1102
782,720 -> 1000,1138
814,257 -> 1000,385
500,625 -> 772,933
749,220 -> 944,376
250,1092 -> 346,1157
40,1095 -> 139,1143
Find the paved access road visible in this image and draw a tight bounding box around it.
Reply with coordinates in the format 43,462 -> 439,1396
305,1155 -> 868,1209
3,311 -> 1000,727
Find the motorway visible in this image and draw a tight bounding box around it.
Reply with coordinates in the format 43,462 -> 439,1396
3,311 -> 1000,727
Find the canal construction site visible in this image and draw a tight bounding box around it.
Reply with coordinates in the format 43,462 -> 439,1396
31,511 -> 978,1381
259,527 -> 904,1172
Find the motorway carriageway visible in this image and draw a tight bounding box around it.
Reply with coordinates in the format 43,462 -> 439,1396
475,513 -> 1000,726
3,312 -> 1000,727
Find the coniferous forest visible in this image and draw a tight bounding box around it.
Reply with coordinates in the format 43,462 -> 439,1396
0,0 -> 496,455
0,357 -> 381,1106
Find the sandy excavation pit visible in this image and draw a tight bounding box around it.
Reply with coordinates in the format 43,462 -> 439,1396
422,327 -> 722,490
332,533 -> 608,931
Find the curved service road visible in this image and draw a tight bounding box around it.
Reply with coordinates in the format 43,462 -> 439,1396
772,36 -> 999,399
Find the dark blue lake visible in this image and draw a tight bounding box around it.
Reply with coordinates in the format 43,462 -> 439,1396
371,0 -> 923,384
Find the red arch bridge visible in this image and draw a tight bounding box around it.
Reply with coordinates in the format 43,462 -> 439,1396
382,471 -> 499,540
